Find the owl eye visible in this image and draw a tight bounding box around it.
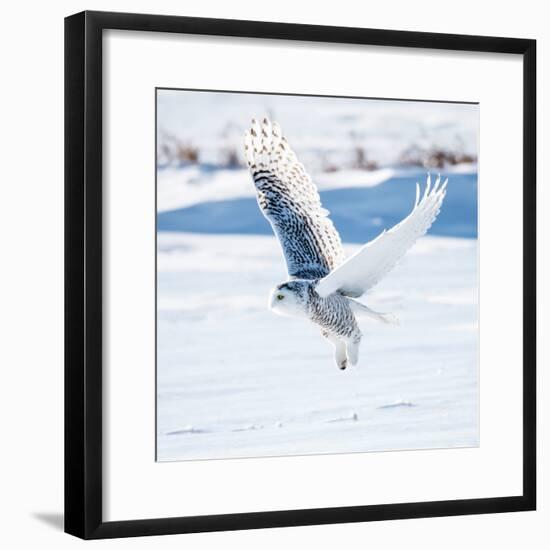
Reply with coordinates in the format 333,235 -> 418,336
277,294 -> 285,300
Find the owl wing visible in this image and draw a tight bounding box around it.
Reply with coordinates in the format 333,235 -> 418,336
244,117 -> 344,280
315,175 -> 447,298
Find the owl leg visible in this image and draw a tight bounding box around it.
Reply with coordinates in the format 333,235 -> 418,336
345,335 -> 361,366
322,332 -> 348,370
334,340 -> 348,370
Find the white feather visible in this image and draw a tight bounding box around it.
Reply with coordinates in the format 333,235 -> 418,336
316,175 -> 447,298
243,117 -> 345,278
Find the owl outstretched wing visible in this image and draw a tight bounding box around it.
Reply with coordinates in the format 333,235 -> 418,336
315,175 -> 447,298
244,117 -> 344,280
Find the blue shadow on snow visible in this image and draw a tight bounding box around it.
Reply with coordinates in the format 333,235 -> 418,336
157,173 -> 477,242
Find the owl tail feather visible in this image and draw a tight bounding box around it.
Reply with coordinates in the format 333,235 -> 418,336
349,300 -> 399,326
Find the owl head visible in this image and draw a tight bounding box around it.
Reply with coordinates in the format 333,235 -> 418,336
269,280 -> 311,318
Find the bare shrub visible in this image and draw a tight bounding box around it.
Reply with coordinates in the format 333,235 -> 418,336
320,151 -> 339,173
157,129 -> 199,166
399,144 -> 477,169
174,142 -> 199,164
349,131 -> 378,171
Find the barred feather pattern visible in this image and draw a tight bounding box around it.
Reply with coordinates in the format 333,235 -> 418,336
281,280 -> 361,341
309,289 -> 361,342
244,117 -> 344,280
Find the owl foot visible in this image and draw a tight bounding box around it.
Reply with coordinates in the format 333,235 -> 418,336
333,340 -> 348,370
322,332 -> 349,370
346,341 -> 359,366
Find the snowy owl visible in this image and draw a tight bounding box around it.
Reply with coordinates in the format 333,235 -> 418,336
244,117 -> 447,370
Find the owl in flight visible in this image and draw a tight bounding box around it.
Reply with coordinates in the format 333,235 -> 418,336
244,118 -> 447,370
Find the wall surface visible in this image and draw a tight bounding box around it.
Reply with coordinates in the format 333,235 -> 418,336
0,1 -> 546,548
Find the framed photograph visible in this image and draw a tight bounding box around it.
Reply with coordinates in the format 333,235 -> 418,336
65,10 -> 536,539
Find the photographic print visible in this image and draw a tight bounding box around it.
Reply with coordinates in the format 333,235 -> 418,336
156,89 -> 479,462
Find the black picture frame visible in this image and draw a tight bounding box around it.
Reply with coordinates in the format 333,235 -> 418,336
65,10 -> 536,540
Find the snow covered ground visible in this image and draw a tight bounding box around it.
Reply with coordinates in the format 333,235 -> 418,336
158,169 -> 478,241
157,165 -> 397,212
157,232 -> 479,462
